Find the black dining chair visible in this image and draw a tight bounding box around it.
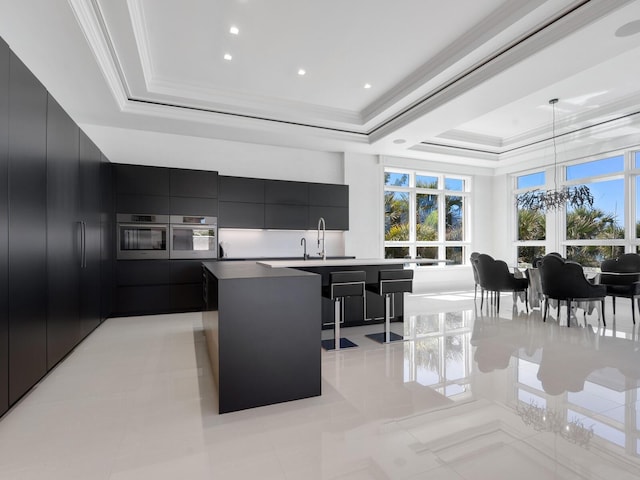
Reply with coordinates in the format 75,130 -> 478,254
538,254 -> 606,327
600,253 -> 640,324
475,254 -> 529,313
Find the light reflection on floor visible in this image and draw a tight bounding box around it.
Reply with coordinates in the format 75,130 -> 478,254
0,291 -> 639,478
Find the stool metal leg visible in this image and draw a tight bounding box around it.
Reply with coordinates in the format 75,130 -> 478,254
366,293 -> 404,344
335,297 -> 341,351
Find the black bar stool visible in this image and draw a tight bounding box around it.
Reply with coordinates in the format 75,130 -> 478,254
365,269 -> 413,344
321,271 -> 365,351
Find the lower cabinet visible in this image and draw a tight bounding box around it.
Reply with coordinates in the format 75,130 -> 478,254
114,260 -> 207,316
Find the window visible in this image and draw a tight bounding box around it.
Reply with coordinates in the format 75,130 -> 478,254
384,169 -> 470,265
514,171 -> 546,265
513,152 -> 640,267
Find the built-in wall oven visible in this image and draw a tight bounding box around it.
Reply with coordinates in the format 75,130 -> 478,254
117,214 -> 170,260
169,215 -> 218,259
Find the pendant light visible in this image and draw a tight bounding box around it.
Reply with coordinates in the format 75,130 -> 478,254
516,98 -> 593,211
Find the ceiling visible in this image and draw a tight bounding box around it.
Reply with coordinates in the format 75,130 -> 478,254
2,0 -> 640,168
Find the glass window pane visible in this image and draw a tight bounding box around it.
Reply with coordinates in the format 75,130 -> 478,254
635,151 -> 640,169
384,171 -> 409,187
517,205 -> 545,241
566,245 -> 624,267
385,246 -> 409,259
446,246 -> 463,265
446,196 -> 464,241
416,194 -> 438,241
417,246 -> 438,266
637,176 -> 640,239
385,191 -> 409,241
517,246 -> 545,265
517,172 -> 545,189
445,178 -> 464,191
416,175 -> 438,188
566,179 -> 624,240
566,155 -> 624,180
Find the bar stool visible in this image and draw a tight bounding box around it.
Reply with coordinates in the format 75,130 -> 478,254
365,269 -> 413,344
321,271 -> 365,351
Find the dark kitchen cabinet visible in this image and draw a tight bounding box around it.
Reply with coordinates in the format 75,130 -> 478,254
79,131 -> 103,338
115,164 -> 170,196
265,204 -> 309,229
170,169 -> 218,198
265,180 -> 308,205
308,205 -> 349,230
100,156 -> 114,321
309,183 -> 348,207
116,193 -> 170,215
169,196 -> 218,216
117,285 -> 172,315
7,51 -> 48,404
219,201 -> 264,228
219,176 -> 264,203
116,260 -> 171,286
46,95 -> 81,369
0,37 -> 9,416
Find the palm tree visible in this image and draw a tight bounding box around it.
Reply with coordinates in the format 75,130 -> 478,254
566,207 -> 624,266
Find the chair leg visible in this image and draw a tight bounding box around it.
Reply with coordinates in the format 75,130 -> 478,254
474,283 -> 477,300
566,299 -> 571,327
632,297 -> 636,325
612,296 -> 616,315
497,291 -> 500,313
480,288 -> 484,310
543,296 -> 548,322
525,290 -> 529,313
602,299 -> 606,327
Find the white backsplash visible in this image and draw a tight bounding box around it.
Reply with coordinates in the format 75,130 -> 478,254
218,229 -> 345,259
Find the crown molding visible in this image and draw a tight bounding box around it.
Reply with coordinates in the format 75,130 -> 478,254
68,0 -> 130,110
368,0 -> 633,143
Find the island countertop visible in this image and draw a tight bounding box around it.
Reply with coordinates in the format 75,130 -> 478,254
202,260 -> 316,279
257,258 -> 450,268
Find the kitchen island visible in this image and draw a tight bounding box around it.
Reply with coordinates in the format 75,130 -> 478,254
202,261 -> 321,413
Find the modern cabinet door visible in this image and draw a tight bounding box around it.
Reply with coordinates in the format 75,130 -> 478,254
79,131 -> 102,338
115,164 -> 170,196
100,156 -> 114,320
309,183 -> 348,207
219,201 -> 265,228
0,37 -> 9,416
265,180 -> 308,205
46,95 -> 81,369
265,204 -> 308,229
170,169 -> 218,198
219,176 -> 264,203
308,205 -> 349,230
7,51 -> 48,404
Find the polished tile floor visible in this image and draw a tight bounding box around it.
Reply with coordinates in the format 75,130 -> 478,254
1,291 -> 640,479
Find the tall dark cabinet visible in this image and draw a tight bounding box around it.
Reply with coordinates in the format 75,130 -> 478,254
0,36 -> 112,414
79,131 -> 103,337
7,51 -> 48,405
0,38 -> 9,416
46,96 -> 81,368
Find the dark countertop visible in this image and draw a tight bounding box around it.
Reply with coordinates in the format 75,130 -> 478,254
202,260 -> 317,280
219,256 -> 355,262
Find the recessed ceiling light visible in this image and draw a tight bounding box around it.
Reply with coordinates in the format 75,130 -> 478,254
364,83 -> 372,89
223,53 -> 233,61
229,25 -> 239,35
298,69 -> 306,76
393,139 -> 406,144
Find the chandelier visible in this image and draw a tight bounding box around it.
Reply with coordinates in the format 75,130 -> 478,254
516,99 -> 593,212
516,401 -> 594,447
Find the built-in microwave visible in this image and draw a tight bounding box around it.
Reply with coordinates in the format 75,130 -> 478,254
117,214 -> 170,260
169,215 -> 218,259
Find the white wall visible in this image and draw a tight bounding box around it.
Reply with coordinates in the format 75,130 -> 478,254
343,152 -> 383,258
84,125 -> 344,183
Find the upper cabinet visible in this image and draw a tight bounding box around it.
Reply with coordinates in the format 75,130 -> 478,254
114,164 -> 218,216
170,168 -> 218,198
219,176 -> 348,231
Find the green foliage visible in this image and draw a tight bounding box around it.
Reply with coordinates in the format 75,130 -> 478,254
518,208 -> 545,241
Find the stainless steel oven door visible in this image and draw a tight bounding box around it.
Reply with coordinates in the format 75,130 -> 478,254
170,223 -> 218,259
117,223 -> 170,260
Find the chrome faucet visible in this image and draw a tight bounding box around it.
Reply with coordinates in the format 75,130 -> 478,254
300,237 -> 307,259
317,217 -> 326,260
